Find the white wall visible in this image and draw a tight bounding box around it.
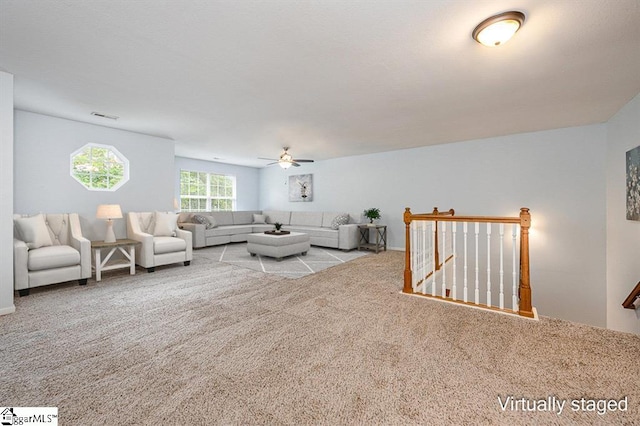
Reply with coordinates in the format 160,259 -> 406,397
0,71 -> 15,315
14,111 -> 175,241
606,92 -> 640,334
174,156 -> 260,211
259,125 -> 608,327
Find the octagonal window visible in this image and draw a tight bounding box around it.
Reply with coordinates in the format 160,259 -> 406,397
70,143 -> 129,191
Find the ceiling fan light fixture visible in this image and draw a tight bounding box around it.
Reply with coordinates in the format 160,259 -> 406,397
279,161 -> 292,169
472,11 -> 525,47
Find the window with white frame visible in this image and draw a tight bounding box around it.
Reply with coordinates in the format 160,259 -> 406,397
70,143 -> 129,191
179,170 -> 236,211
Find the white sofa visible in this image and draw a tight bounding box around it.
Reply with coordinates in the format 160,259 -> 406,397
179,210 -> 360,250
127,212 -> 193,272
13,213 -> 91,296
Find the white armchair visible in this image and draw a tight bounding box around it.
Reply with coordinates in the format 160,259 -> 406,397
13,213 -> 91,296
126,212 -> 192,272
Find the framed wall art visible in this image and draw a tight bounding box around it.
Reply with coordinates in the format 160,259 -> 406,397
627,145 -> 640,221
289,174 -> 313,202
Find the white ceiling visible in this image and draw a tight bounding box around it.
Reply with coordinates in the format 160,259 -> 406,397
1,0 -> 639,168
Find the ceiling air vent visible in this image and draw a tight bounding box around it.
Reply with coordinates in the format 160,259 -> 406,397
91,111 -> 119,120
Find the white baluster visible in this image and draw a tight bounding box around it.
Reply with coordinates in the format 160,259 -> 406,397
411,221 -> 416,290
416,221 -> 421,291
512,224 -> 518,311
463,222 -> 468,303
452,222 -> 457,301
422,221 -> 427,294
441,221 -> 447,297
486,223 -> 492,308
499,223 -> 504,310
474,222 -> 479,304
432,221 -> 437,297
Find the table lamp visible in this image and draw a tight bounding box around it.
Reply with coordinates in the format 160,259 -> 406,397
96,204 -> 123,243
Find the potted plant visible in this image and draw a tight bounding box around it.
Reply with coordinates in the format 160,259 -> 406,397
274,222 -> 283,232
363,208 -> 381,226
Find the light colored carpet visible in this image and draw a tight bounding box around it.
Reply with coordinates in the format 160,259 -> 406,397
2,250 -> 639,425
198,242 -> 369,278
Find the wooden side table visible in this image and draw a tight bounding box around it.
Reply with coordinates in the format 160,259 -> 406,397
357,224 -> 387,253
91,239 -> 139,281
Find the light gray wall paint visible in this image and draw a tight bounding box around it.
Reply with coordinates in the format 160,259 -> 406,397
174,156 -> 260,211
259,125 -> 607,327
0,71 -> 15,315
14,111 -> 175,241
606,92 -> 640,334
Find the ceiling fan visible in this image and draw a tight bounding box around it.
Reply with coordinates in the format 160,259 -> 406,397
259,147 -> 314,169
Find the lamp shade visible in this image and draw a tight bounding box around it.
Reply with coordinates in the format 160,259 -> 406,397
96,204 -> 123,220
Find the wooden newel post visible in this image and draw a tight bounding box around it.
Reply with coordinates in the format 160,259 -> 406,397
403,208 -> 413,293
518,208 -> 534,317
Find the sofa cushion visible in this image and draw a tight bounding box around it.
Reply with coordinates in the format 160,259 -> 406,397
233,211 -> 258,225
252,214 -> 267,224
135,212 -> 155,234
178,212 -> 193,223
205,225 -> 254,237
331,214 -> 350,230
28,245 -> 80,271
15,214 -> 53,249
210,211 -> 234,226
290,211 -> 323,227
322,212 -> 348,228
263,211 -> 291,225
153,212 -> 178,237
284,226 -> 338,239
153,236 -> 187,254
193,214 -> 216,229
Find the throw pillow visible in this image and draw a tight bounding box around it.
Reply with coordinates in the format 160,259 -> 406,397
193,214 -> 216,229
253,214 -> 267,224
153,211 -> 178,237
331,214 -> 350,230
15,213 -> 53,249
207,216 -> 217,229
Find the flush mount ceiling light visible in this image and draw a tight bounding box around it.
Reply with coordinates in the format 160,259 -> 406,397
472,11 -> 525,47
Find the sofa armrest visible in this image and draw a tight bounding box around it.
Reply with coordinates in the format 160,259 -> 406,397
175,228 -> 193,260
68,214 -> 91,279
127,230 -> 154,267
338,224 -> 360,250
179,223 -> 205,248
13,238 -> 29,290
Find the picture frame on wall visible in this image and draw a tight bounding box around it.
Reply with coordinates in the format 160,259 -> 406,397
289,174 -> 313,202
627,145 -> 640,221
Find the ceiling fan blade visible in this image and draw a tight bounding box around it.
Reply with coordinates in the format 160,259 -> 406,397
266,162 -> 279,166
291,162 -> 301,167
292,159 -> 314,163
258,157 -> 278,161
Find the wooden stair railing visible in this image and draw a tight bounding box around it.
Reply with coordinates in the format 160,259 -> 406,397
622,281 -> 640,309
404,207 -> 534,318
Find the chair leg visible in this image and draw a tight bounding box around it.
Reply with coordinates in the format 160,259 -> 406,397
184,261 -> 191,266
18,289 -> 30,297
78,279 -> 88,286
147,267 -> 155,273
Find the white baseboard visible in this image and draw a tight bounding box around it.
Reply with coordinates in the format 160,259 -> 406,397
0,304 -> 16,316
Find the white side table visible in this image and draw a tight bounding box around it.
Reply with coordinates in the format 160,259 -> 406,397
91,239 -> 139,281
